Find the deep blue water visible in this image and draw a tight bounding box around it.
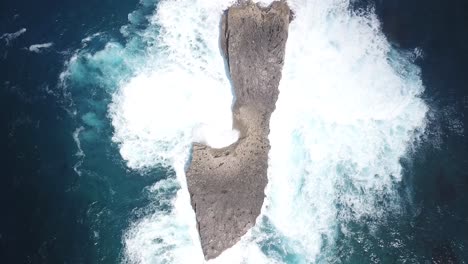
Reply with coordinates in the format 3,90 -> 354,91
1,0 -> 467,263
0,1 -> 158,263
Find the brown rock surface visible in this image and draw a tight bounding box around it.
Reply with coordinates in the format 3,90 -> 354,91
186,0 -> 291,260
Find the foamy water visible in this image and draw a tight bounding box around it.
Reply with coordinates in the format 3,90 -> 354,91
264,1 -> 427,262
68,0 -> 428,263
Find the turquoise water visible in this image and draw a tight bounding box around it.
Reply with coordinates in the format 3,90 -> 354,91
1,0 -> 467,263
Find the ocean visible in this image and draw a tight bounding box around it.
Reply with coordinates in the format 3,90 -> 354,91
1,0 -> 467,263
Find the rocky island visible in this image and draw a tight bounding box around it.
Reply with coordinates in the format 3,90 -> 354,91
186,0 -> 292,260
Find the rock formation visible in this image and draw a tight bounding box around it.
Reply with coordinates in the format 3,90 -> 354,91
186,0 -> 291,260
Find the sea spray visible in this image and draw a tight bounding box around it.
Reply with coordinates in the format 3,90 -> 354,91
263,0 -> 427,262
112,1 -> 239,263
64,0 -> 428,263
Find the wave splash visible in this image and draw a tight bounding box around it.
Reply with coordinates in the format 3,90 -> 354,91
111,1 -> 240,263
264,1 -> 427,262
65,0 -> 428,263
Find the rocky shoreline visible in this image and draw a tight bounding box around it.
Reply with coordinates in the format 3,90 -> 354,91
186,1 -> 292,259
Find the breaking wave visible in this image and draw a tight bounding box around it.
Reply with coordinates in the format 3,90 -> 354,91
64,0 -> 428,263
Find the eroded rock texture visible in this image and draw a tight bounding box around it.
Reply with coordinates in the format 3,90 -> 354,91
186,0 -> 291,260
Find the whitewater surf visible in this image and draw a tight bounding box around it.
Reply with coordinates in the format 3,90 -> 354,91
64,0 -> 428,263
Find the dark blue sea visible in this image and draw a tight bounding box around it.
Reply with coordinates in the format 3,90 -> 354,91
1,0 -> 467,263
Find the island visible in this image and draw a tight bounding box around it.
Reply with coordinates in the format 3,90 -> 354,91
186,0 -> 292,260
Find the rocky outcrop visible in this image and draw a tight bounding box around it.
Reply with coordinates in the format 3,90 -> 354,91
186,0 -> 291,260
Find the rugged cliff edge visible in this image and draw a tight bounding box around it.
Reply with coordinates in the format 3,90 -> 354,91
186,1 -> 291,260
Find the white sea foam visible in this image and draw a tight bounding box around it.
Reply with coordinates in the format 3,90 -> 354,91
108,0 -> 429,263
114,1 -> 239,263
109,0 -> 238,171
264,0 -> 427,262
73,126 -> 85,176
123,162 -> 205,264
81,32 -> 102,44
28,42 -> 53,53
0,28 -> 26,45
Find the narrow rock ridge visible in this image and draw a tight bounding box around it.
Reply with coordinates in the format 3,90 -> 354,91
186,0 -> 291,260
